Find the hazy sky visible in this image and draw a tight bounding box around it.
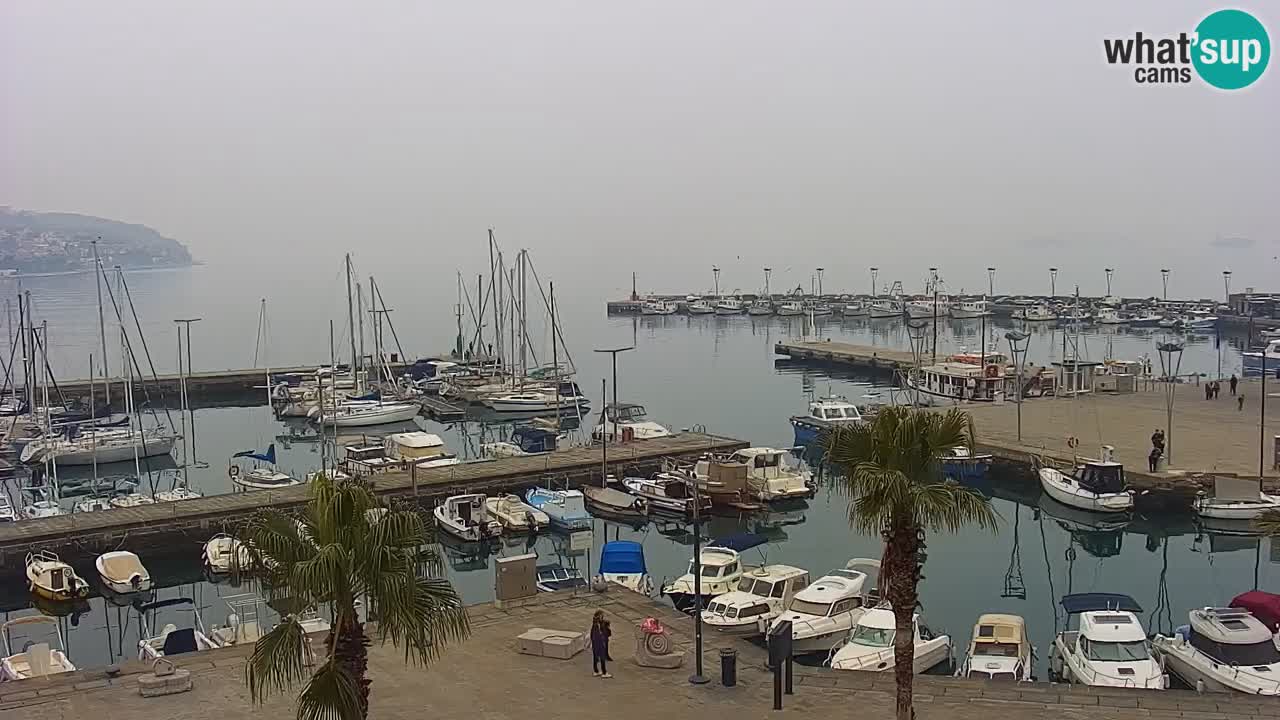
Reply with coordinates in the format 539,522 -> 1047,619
3,2 -> 1277,299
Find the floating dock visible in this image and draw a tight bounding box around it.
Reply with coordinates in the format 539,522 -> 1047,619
419,395 -> 467,420
0,432 -> 747,564
773,339 -> 916,374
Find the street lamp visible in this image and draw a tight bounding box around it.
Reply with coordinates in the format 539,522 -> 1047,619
1005,330 -> 1030,442
870,267 -> 879,298
688,474 -> 708,686
1161,268 -> 1170,300
987,267 -> 996,297
816,267 -> 825,297
1223,270 -> 1232,304
712,267 -> 720,298
1156,340 -> 1185,467
906,320 -> 929,405
1049,268 -> 1058,298
1104,268 -> 1114,296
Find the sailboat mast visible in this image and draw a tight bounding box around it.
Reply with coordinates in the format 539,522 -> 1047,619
551,281 -> 560,421
356,281 -> 365,389
490,232 -> 501,370
520,249 -> 528,379
177,326 -> 189,486
346,254 -> 358,375
93,239 -> 110,405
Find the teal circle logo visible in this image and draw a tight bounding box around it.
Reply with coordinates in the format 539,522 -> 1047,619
1192,9 -> 1270,89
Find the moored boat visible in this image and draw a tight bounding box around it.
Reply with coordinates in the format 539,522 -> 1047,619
25,551 -> 89,602
1049,593 -> 1166,689
700,564 -> 809,636
484,494 -> 550,533
828,605 -> 951,673
769,558 -> 880,656
598,541 -> 653,595
434,494 -> 501,542
1036,447 -> 1134,514
524,487 -> 592,531
955,613 -> 1033,681
1153,604 -> 1280,695
95,550 -> 152,595
0,616 -> 76,681
662,534 -> 765,613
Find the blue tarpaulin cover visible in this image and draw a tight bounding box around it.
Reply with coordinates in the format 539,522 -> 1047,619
600,541 -> 646,574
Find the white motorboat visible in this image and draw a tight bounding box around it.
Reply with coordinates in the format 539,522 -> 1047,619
525,488 -> 592,531
233,467 -> 301,491
868,299 -> 903,319
434,494 -> 501,542
701,565 -> 810,635
25,550 -> 89,602
72,496 -> 113,513
746,299 -> 773,316
714,297 -> 745,315
641,299 -> 679,315
484,494 -> 550,533
1129,312 -> 1164,327
687,299 -> 715,315
906,297 -> 948,319
311,401 -> 419,427
156,485 -> 203,502
1037,447 -> 1134,514
598,541 -> 653,595
790,395 -> 866,446
711,447 -> 813,502
622,474 -> 709,516
1049,593 -> 1166,689
804,301 -> 834,316
1,616 -> 76,681
1154,606 -> 1280,695
775,301 -> 804,317
109,492 -> 155,508
19,428 -> 177,465
662,536 -> 764,613
483,388 -> 590,413
0,494 -> 16,523
955,613 -> 1034,681
95,550 -> 152,595
203,534 -> 250,574
535,564 -> 588,593
838,300 -> 870,318
137,598 -> 221,660
1243,339 -> 1280,376
1194,476 -> 1280,520
769,558 -> 880,656
829,606 -> 952,673
1096,308 -> 1129,325
383,431 -> 459,467
1185,313 -> 1218,330
208,593 -> 331,647
950,299 -> 992,319
1013,303 -> 1057,322
20,492 -> 63,520
593,402 -> 672,443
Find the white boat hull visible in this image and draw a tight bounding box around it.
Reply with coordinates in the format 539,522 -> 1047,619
22,435 -> 176,465
1194,494 -> 1280,520
1154,636 -> 1279,695
328,404 -> 420,427
1039,468 -> 1133,513
484,396 -> 589,413
831,637 -> 952,673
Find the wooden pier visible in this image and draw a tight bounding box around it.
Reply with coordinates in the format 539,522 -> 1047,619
773,339 -> 916,374
0,432 -> 747,564
419,395 -> 467,420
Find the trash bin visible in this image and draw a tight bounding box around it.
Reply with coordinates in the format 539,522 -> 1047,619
720,647 -> 737,687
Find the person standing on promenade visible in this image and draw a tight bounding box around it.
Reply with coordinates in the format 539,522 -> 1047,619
590,610 -> 613,679
1231,374 -> 1238,395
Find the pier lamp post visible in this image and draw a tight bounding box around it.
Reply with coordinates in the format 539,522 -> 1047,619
764,267 -> 772,300
816,267 -> 825,297
688,475 -> 709,686
1005,330 -> 1030,442
1156,340 -> 1185,467
593,346 -> 634,482
1049,268 -> 1058,298
1105,268 -> 1114,297
987,267 -> 996,297
1161,269 -> 1170,301
906,320 -> 929,405
870,267 -> 879,298
712,266 -> 720,299
1223,270 -> 1232,304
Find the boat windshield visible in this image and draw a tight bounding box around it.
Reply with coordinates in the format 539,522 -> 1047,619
1082,638 -> 1149,662
1190,632 -> 1280,665
738,578 -> 774,595
613,405 -> 647,422
974,642 -> 1021,658
788,599 -> 833,617
850,625 -> 895,648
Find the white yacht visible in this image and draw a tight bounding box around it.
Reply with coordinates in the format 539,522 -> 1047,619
95,550 -> 152,595
1049,593 -> 1166,689
19,427 -> 177,466
955,613 -> 1034,681
1037,447 -> 1134,514
433,494 -> 501,542
1194,476 -> 1280,521
697,448 -> 813,502
868,299 -> 903,319
1154,606 -> 1280,695
701,565 -> 809,636
137,598 -> 221,660
714,297 -> 745,315
233,468 -> 301,491
769,559 -> 880,656
906,297 -> 949,319
829,606 -> 952,674
593,402 -> 672,443
1,616 -> 76,681
662,536 -> 765,613
950,299 -> 992,319
640,299 -> 678,315
775,301 -> 804,317
687,299 -> 715,315
483,494 -> 550,533
310,401 -> 419,427
622,474 -> 708,516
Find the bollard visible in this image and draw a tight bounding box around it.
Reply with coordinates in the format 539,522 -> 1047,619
719,647 -> 737,687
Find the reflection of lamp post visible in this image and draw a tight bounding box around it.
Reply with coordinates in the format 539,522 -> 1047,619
1049,268 -> 1058,298
906,320 -> 929,405
987,267 -> 996,297
870,267 -> 879,298
1105,268 -> 1114,296
1157,340 -> 1185,467
1161,268 -> 1170,300
1005,330 -> 1030,442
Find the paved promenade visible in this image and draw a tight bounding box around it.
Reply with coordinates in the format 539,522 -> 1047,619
2,587 -> 1277,719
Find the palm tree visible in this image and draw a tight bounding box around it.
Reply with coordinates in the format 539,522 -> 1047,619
236,474 -> 469,720
822,406 -> 997,720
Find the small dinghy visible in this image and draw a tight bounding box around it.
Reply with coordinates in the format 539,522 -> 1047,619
434,494 -> 501,542
582,482 -> 648,521
25,551 -> 89,602
484,494 -> 550,533
1194,476 -> 1280,521
137,598 -> 221,660
1,616 -> 76,681
96,550 -> 152,595
203,534 -> 250,574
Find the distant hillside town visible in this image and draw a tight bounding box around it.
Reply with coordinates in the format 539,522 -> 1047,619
0,207 -> 193,274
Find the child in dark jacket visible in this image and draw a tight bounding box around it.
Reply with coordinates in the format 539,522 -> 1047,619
590,610 -> 612,678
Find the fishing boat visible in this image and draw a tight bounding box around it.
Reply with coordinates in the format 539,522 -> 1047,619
137,598 -> 221,660
769,558 -> 880,656
525,487 -> 592,531
838,300 -> 870,318
1036,447 -> 1134,514
829,605 -> 952,673
592,402 -> 672,443
1194,476 -> 1280,521
1243,339 -> 1280,376
1,616 -> 76,681
867,298 -> 903,319
598,541 -> 653,595
622,474 -> 709,516
1153,605 -> 1280,695
804,300 -> 834,317
1012,304 -> 1057,322
484,494 -> 550,533
790,395 -> 865,446
95,550 -> 152,595
714,297 -> 745,315
904,360 -> 1011,405
202,534 -> 250,574
19,427 -> 177,466
25,551 -> 90,602
582,483 -> 648,522
687,299 -> 715,315
312,401 -> 420,427
955,613 -> 1034,681
1096,308 -> 1129,325
905,297 -> 948,319
938,446 -> 993,481
641,299 -> 679,315
434,494 -> 501,542
1048,593 -> 1166,689
703,448 -> 813,502
775,301 -> 804,317
746,299 -> 773,316
662,534 -> 766,613
700,565 -> 809,636
950,299 -> 992,319
535,564 -> 588,592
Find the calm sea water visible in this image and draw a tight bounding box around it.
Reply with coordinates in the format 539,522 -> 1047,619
0,265 -> 1271,675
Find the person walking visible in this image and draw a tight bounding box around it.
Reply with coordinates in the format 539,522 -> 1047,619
1213,381 -> 1220,399
1205,382 -> 1213,400
1230,374 -> 1238,395
590,610 -> 613,678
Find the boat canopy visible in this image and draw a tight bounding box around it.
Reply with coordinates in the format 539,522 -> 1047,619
1230,590 -> 1280,632
709,533 -> 768,553
1076,462 -> 1124,494
513,426 -> 558,453
1060,592 -> 1142,615
600,541 -> 646,574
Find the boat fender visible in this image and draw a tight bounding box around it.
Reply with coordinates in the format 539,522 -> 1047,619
984,364 -> 1000,379
1066,436 -> 1079,449
228,465 -> 241,479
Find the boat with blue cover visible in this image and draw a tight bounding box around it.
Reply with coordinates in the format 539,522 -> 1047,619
598,540 -> 653,595
790,396 -> 865,446
938,446 -> 993,481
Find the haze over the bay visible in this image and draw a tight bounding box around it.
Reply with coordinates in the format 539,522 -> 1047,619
2,1 -> 1276,299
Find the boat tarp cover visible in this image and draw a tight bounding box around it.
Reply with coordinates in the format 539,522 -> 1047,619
99,553 -> 144,581
708,533 -> 768,553
1231,590 -> 1280,631
599,541 -> 646,574
1077,464 -> 1125,494
1060,592 -> 1143,614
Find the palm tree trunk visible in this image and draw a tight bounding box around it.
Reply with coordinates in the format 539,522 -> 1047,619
884,519 -> 921,720
331,611 -> 371,718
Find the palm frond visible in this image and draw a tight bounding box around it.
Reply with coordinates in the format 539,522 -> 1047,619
296,658 -> 364,720
245,617 -> 309,704
370,576 -> 469,665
